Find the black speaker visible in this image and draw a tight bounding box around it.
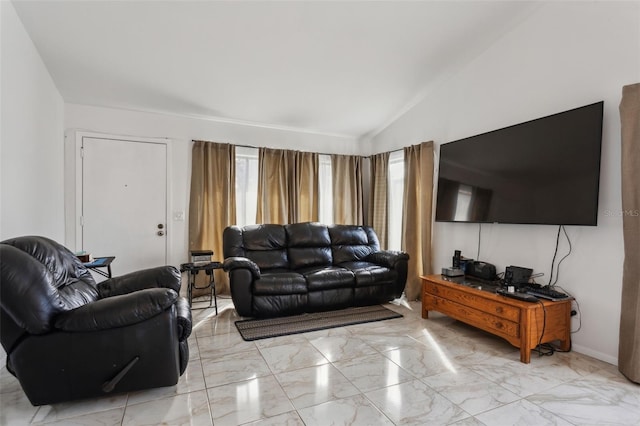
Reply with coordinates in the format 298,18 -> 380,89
468,261 -> 497,281
453,250 -> 461,268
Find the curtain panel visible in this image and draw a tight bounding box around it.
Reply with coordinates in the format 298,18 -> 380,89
332,154 -> 364,225
402,141 -> 435,300
618,82 -> 640,384
189,141 -> 236,294
292,150 -> 319,223
368,152 -> 390,249
256,148 -> 319,224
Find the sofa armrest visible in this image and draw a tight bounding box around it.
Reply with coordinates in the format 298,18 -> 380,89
55,288 -> 178,332
175,296 -> 192,342
223,257 -> 260,279
97,266 -> 181,298
365,250 -> 410,269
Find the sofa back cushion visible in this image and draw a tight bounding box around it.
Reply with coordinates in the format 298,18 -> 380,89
224,224 -> 289,270
329,225 -> 380,264
223,223 -> 383,270
285,223 -> 332,269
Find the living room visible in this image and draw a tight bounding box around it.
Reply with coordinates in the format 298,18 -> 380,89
2,1 -> 639,424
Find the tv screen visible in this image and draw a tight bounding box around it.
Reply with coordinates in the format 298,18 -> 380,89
435,101 -> 604,226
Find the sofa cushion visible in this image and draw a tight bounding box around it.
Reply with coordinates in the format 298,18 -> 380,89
288,247 -> 332,270
285,222 -> 331,247
331,245 -> 374,264
243,224 -> 287,250
300,266 -> 354,291
286,223 -> 333,269
246,249 -> 289,271
329,225 -> 377,264
253,271 -> 307,295
241,224 -> 289,270
339,261 -> 397,287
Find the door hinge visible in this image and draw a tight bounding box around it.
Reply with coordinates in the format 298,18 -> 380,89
80,216 -> 84,227
80,146 -> 84,158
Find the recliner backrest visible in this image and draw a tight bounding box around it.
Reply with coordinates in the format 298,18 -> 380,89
224,224 -> 290,271
329,225 -> 380,264
285,222 -> 332,269
0,236 -> 98,337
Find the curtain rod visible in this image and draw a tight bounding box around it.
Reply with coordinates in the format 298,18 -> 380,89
193,140 -> 403,158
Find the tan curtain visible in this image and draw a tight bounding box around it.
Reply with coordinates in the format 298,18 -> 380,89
189,141 -> 236,294
368,152 -> 389,248
402,141 -> 434,300
332,154 -> 364,225
619,82 -> 640,384
256,148 -> 318,224
256,148 -> 291,224
292,150 -> 319,223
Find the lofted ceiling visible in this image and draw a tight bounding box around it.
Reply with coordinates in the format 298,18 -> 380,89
12,0 -> 539,140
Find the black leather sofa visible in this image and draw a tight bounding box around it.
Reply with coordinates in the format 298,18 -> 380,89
0,236 -> 192,406
223,222 -> 409,317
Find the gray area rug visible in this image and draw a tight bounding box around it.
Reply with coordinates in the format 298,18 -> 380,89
235,305 -> 403,341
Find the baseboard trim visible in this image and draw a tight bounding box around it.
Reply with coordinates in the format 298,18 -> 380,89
572,343 -> 618,366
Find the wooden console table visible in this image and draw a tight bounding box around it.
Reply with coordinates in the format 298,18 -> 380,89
421,274 -> 571,363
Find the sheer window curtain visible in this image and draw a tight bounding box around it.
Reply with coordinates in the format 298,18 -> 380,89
368,152 -> 389,249
332,154 -> 364,225
188,141 -> 236,294
402,141 -> 434,300
256,148 -> 319,224
618,82 -> 640,384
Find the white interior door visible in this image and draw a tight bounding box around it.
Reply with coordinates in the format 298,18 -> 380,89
81,136 -> 167,276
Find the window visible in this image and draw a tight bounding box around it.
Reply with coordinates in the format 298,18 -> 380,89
235,148 -> 331,226
235,146 -> 259,227
387,150 -> 404,250
318,154 -> 333,224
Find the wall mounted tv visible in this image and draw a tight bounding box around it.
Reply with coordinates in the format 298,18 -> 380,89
435,101 -> 604,226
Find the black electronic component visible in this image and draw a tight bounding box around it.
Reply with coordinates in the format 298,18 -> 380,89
522,283 -> 569,301
497,288 -> 539,302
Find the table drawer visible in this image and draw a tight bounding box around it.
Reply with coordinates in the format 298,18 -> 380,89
426,295 -> 520,338
423,281 -> 520,322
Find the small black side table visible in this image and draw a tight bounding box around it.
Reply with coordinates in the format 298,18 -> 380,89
180,261 -> 222,314
84,256 -> 115,278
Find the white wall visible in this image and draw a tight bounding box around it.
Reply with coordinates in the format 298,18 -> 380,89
0,1 -> 65,241
371,2 -> 640,364
64,104 -> 360,267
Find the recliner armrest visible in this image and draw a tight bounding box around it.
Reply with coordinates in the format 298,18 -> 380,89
223,257 -> 260,279
55,288 -> 178,332
364,250 -> 410,269
97,266 -> 181,298
175,296 -> 192,342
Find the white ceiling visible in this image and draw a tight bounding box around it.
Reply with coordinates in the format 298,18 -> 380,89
13,0 -> 539,140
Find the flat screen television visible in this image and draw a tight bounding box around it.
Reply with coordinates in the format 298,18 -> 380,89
435,101 -> 604,226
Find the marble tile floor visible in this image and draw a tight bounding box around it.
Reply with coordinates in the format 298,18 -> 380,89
1,297 -> 638,425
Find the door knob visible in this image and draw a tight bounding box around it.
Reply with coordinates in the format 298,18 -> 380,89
157,230 -> 165,236
157,224 -> 164,229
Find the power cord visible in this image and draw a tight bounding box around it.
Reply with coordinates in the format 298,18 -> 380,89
532,300 -> 554,357
477,223 -> 482,260
547,226 -> 562,286
548,225 -> 572,288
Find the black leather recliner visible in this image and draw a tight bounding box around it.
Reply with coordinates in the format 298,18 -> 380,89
0,236 -> 192,406
223,222 -> 409,317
